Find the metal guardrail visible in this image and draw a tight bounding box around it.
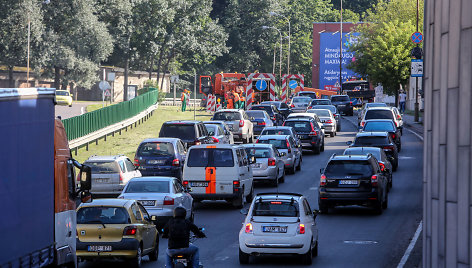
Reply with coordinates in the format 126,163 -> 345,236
161,97 -> 203,107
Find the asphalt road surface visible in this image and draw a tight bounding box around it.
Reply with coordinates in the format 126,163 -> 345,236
55,102 -> 98,119
79,114 -> 423,268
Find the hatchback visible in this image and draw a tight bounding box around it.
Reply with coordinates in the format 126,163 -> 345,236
204,123 -> 231,144
260,126 -> 301,148
348,132 -> 399,171
243,144 -> 285,186
360,107 -> 404,134
310,104 -> 341,131
289,97 -> 312,113
308,109 -> 336,137
256,135 -> 301,174
246,110 -> 274,135
250,105 -> 284,125
203,120 -> 234,144
283,118 -> 325,154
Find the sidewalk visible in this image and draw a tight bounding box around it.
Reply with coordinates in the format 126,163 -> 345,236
402,112 -> 424,136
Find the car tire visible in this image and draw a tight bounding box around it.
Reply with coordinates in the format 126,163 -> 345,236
129,245 -> 142,268
312,241 -> 318,257
382,192 -> 389,209
296,158 -> 301,171
289,164 -> 296,174
148,237 -> 159,261
246,185 -> 254,203
232,191 -> 244,208
239,248 -> 250,264
374,200 -> 383,215
280,169 -> 285,183
389,175 -> 393,189
320,140 -> 325,152
313,145 -> 320,155
330,132 -> 335,137
318,202 -> 329,214
301,243 -> 313,265
69,104 -> 72,107
189,211 -> 195,223
393,162 -> 398,171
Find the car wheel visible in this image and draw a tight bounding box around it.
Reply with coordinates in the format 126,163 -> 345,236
312,241 -> 318,257
189,211 -> 195,223
382,192 -> 389,209
148,237 -> 159,261
373,200 -> 383,215
246,185 -> 254,203
313,145 -> 320,155
301,243 -> 313,265
239,248 -> 250,264
393,162 -> 398,171
272,175 -> 279,187
296,158 -> 301,171
280,169 -> 285,183
129,245 -> 142,268
320,141 -> 325,152
330,132 -> 335,137
290,163 -> 296,174
389,174 -> 393,189
318,202 -> 329,214
232,191 -> 244,208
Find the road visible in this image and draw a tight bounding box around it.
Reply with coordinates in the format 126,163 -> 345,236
79,115 -> 423,268
55,102 -> 97,119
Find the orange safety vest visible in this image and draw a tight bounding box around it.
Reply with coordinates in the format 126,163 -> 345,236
233,92 -> 240,102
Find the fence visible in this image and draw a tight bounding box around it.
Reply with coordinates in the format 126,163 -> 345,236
63,89 -> 158,140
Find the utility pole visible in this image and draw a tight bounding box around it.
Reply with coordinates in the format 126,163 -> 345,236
194,70 -> 197,120
414,0 -> 420,122
339,0 -> 343,95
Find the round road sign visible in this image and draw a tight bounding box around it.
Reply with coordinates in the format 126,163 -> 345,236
411,32 -> 423,44
99,80 -> 111,91
255,80 -> 267,91
289,80 -> 298,89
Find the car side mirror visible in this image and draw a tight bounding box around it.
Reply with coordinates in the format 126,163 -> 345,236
313,209 -> 320,220
151,215 -> 157,221
185,187 -> 193,193
80,191 -> 92,203
250,117 -> 255,121
321,126 -> 325,129
250,156 -> 256,164
320,168 -> 325,174
279,152 -> 286,157
240,208 -> 249,215
346,141 -> 353,146
79,165 -> 92,191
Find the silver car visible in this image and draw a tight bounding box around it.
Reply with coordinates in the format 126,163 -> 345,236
311,104 -> 342,131
118,176 -> 193,227
289,96 -> 312,113
211,109 -> 255,143
203,120 -> 234,144
260,126 -> 301,148
242,144 -> 285,186
204,123 -> 231,144
256,135 -> 301,174
308,109 -> 337,137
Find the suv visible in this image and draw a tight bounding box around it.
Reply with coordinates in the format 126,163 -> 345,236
283,118 -> 325,154
159,120 -> 213,149
330,95 -> 353,116
84,155 -> 142,196
212,109 -> 255,143
318,154 -> 389,214
250,104 -> 284,125
348,132 -> 399,171
260,101 -> 292,119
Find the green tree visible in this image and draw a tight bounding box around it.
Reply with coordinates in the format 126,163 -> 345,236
330,0 -> 380,18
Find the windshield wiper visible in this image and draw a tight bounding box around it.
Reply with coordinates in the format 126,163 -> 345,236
86,220 -> 106,228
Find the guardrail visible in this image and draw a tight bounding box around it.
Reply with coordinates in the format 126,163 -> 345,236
160,97 -> 203,107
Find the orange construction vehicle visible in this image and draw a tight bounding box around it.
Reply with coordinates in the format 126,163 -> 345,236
200,73 -> 248,107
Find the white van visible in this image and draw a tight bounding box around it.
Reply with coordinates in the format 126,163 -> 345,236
182,144 -> 254,208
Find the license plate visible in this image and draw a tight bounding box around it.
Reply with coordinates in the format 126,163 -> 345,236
339,180 -> 358,185
251,163 -> 261,168
148,160 -> 165,164
299,135 -> 308,139
228,125 -> 233,130
94,178 -> 109,183
262,226 -> 287,233
190,181 -> 209,187
88,245 -> 112,252
138,200 -> 156,206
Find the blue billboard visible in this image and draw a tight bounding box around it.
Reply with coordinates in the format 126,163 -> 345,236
319,32 -> 360,90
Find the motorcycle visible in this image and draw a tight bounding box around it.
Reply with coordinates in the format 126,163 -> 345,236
167,228 -> 205,268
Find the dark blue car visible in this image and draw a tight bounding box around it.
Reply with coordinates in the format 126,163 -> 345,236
134,138 -> 187,180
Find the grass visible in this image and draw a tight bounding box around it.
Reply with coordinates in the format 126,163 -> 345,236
86,103 -> 113,112
73,106 -> 212,163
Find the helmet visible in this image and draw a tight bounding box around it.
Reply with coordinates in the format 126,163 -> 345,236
173,206 -> 186,218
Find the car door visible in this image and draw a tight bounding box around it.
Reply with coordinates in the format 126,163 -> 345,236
172,179 -> 186,209
236,149 -> 250,196
174,179 -> 192,216
303,199 -> 317,242
176,140 -> 186,167
124,158 -> 140,182
240,148 -> 253,195
242,112 -> 252,136
137,203 -> 156,252
288,136 -> 300,164
274,148 -> 284,176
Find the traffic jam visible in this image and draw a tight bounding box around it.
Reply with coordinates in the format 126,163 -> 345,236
75,91 -> 407,267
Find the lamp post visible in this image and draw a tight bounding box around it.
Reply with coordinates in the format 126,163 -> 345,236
339,0 -> 343,95
269,12 -> 290,75
262,26 -> 283,80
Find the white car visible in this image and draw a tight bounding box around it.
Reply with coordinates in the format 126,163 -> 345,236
239,193 -> 319,265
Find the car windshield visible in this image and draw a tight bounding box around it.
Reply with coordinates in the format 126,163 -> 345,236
313,105 -> 336,114
253,201 -> 299,217
310,110 -> 331,117
257,139 -> 288,149
56,91 -> 69,96
77,207 -> 130,224
160,124 -> 195,140
355,136 -> 389,145
365,110 -> 394,120
344,149 -> 381,160
213,112 -> 241,121
187,148 -> 234,167
363,121 -> 395,132
137,142 -> 174,156
245,147 -> 272,159
292,97 -> 311,103
325,160 -> 373,176
283,121 -> 312,133
246,111 -> 265,119
204,124 -> 218,136
331,96 -> 350,102
261,129 -> 291,136
125,181 -> 170,193
86,161 -> 119,173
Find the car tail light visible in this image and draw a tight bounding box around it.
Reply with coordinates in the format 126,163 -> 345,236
379,162 -> 385,172
134,158 -> 139,167
271,116 -> 276,121
309,123 -> 318,136
391,133 -> 396,139
258,122 -> 266,126
383,145 -> 395,151
286,140 -> 291,153
195,140 -> 201,146
119,172 -> 124,183
371,175 -> 378,187
298,223 -> 306,234
320,174 -> 327,186
245,223 -> 253,233
163,196 -> 174,205
349,102 -> 353,106
183,180 -> 189,186
255,139 -> 259,143
394,121 -> 398,127
239,120 -> 244,127
172,159 -> 180,166
268,158 -> 276,166
396,114 -> 401,120
308,106 -> 312,109
211,136 -> 219,143
123,226 -> 137,236
76,173 -> 81,182
233,180 -> 240,192
325,120 -> 333,124
291,104 -> 295,108
361,121 -> 365,127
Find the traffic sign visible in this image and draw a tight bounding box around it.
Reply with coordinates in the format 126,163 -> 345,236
411,59 -> 423,77
99,80 -> 111,91
104,89 -> 111,97
170,75 -> 179,83
289,80 -> 298,89
255,80 -> 267,91
411,32 -> 423,44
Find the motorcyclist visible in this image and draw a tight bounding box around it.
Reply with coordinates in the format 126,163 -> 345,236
163,207 -> 206,268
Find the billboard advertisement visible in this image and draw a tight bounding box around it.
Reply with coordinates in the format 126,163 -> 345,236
319,32 -> 360,90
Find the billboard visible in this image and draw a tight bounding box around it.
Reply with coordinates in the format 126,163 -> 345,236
319,32 -> 360,90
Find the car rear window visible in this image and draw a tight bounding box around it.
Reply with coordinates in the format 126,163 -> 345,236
313,105 -> 336,114
245,147 -> 272,159
292,97 -> 311,103
325,160 -> 373,176
283,121 -> 312,133
355,136 -> 389,145
365,110 -> 394,120
310,110 -> 331,117
299,92 -> 317,98
125,181 -> 170,193
257,139 -> 288,149
160,124 -> 196,140
77,207 -> 130,224
253,201 -> 299,217
363,121 -> 395,132
213,112 -> 241,121
261,129 -> 291,136
331,96 -> 350,102
187,148 -> 234,167
343,149 -> 381,160
86,161 -> 119,173
246,110 -> 265,118
137,142 -> 175,156
311,100 -> 331,105
56,91 -> 69,96
204,124 -> 218,136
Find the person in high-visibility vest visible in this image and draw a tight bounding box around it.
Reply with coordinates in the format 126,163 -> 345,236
181,90 -> 188,112
226,91 -> 234,109
240,94 -> 246,110
233,90 -> 240,109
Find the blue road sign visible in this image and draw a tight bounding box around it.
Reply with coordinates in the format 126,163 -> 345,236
256,80 -> 267,91
289,80 -> 298,89
411,32 -> 423,44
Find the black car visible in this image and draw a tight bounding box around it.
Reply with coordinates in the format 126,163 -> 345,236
250,104 -> 284,125
361,119 -> 402,151
330,95 -> 354,116
260,101 -> 291,119
348,132 -> 398,171
308,99 -> 332,109
159,120 -> 214,149
297,91 -> 318,99
318,154 -> 389,214
283,118 -> 325,154
134,138 -> 187,180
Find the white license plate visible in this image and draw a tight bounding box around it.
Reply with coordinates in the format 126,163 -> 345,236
88,245 -> 112,252
251,163 -> 261,168
339,180 -> 358,185
94,178 -> 109,183
262,226 -> 287,233
148,160 -> 165,164
138,200 -> 156,206
190,181 -> 209,187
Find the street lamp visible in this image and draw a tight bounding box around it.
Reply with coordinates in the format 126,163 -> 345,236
339,0 -> 343,94
269,12 -> 290,75
262,26 -> 283,80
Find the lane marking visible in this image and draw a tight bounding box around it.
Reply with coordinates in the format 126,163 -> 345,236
309,187 -> 318,190
398,156 -> 415,160
404,127 -> 423,141
397,221 -> 422,268
214,256 -> 229,261
343,240 -> 379,245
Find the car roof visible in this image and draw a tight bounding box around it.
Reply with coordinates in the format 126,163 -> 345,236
252,104 -> 273,107
241,144 -> 274,149
310,109 -> 332,113
262,126 -> 293,130
289,113 -> 315,117
255,192 -> 303,200
189,144 -> 243,149
313,104 -> 335,108
331,95 -> 349,97
292,96 -> 311,99
85,155 -> 126,161
140,138 -> 179,144
331,154 -> 371,161
257,135 -> 290,140
356,131 -> 389,137
366,103 -> 387,106
79,198 -> 133,208
365,107 -> 393,111
128,176 -> 175,182
344,147 -> 382,153
164,120 -> 201,124
364,119 -> 395,123
215,109 -> 241,113
284,117 -> 311,122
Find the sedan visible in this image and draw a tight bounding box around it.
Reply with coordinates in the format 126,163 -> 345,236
246,110 -> 274,135
243,144 -> 285,186
307,109 -> 336,137
118,177 -> 193,228
289,97 -> 312,113
311,104 -> 341,131
203,120 -> 234,144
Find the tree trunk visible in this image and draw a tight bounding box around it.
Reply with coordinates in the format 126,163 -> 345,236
394,87 -> 399,107
54,67 -> 61,90
148,53 -> 154,80
123,57 -> 129,101
8,66 -> 14,88
160,48 -> 174,93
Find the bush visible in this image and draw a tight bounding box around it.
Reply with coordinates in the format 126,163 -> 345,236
142,80 -> 165,103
